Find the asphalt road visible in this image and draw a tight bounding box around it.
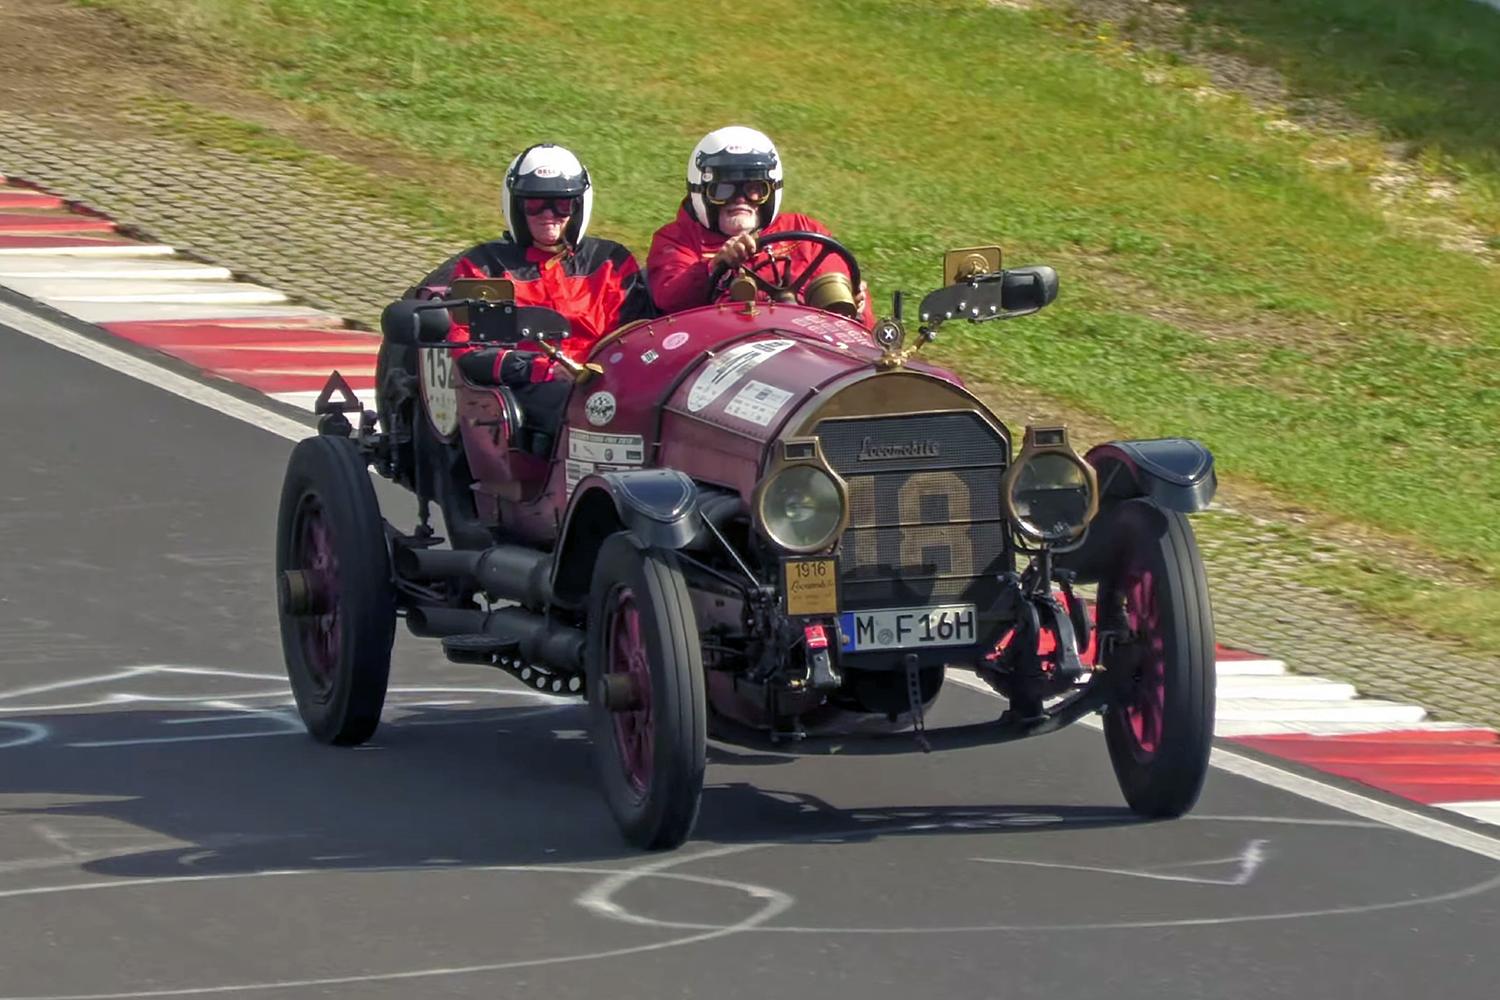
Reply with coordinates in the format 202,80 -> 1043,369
2,318 -> 1498,1000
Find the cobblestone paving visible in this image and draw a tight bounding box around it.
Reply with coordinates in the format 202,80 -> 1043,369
3,109 -> 1496,729
0,111 -> 456,327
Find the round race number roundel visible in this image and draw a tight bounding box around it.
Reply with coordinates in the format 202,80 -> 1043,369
585,391 -> 617,427
420,348 -> 460,438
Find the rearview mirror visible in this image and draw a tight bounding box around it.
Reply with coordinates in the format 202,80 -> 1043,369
999,266 -> 1059,317
917,265 -> 1060,328
380,299 -> 452,346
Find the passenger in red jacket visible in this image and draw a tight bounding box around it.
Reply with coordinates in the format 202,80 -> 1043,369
647,125 -> 874,328
410,143 -> 652,433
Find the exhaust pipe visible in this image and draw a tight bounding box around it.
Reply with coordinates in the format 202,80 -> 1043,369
396,544 -> 553,607
405,604 -> 584,673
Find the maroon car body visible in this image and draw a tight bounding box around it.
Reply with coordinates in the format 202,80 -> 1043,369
276,242 -> 1221,850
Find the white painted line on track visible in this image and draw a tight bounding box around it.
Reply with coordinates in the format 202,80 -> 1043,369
6,294 -> 1500,865
0,244 -> 176,257
944,673 -> 1500,861
0,298 -> 310,442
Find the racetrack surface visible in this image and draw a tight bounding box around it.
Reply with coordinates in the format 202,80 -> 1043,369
2,320 -> 1499,999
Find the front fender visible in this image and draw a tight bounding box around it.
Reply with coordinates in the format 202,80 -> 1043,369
1086,438 -> 1216,514
551,469 -> 701,607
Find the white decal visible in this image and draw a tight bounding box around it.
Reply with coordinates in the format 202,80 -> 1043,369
790,313 -> 854,338
640,349 -> 659,365
568,429 -> 645,465
584,391 -> 616,426
566,429 -> 646,497
724,379 -> 794,427
686,338 -> 794,413
662,331 -> 690,351
420,348 -> 460,438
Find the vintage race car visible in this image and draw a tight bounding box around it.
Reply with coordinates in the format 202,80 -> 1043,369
275,234 -> 1218,850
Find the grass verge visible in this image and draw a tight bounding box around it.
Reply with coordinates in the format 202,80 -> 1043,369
71,0 -> 1500,653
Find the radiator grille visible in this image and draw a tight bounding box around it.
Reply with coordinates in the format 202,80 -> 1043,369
817,412 -> 1011,618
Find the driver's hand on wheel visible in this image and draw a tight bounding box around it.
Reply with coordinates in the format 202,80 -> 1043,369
854,280 -> 869,316
712,232 -> 758,270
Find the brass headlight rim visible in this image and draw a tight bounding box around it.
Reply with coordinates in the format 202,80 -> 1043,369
752,440 -> 850,555
1000,425 -> 1100,546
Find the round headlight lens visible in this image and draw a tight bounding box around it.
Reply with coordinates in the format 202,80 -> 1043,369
1009,452 -> 1095,543
760,465 -> 845,551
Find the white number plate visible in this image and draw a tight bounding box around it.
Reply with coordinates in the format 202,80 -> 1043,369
837,604 -> 977,652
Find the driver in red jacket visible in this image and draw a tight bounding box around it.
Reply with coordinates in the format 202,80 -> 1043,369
647,126 -> 875,328
411,143 -> 652,416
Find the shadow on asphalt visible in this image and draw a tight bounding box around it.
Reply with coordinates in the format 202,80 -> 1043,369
0,702 -> 1146,875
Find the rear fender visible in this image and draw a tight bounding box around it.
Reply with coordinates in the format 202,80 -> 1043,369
1086,438 -> 1216,514
551,469 -> 700,608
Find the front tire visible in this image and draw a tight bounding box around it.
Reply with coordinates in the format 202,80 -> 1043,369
586,533 -> 707,850
276,436 -> 396,745
1098,499 -> 1215,817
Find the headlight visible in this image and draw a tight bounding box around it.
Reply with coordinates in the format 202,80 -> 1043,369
755,458 -> 848,553
1001,425 -> 1098,546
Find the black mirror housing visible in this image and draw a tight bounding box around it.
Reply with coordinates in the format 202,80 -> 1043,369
380,299 -> 453,346
1000,266 -> 1059,316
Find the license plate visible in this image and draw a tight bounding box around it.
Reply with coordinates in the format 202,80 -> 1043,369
838,604 -> 977,652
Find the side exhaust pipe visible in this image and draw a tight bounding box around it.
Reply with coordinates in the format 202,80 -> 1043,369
405,604 -> 584,674
395,544 -> 553,607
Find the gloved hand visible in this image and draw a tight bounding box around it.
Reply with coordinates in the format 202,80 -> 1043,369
456,349 -> 543,387
496,350 -> 543,387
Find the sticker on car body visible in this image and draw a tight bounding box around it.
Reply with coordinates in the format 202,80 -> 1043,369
584,391 -> 616,426
724,379 -> 794,427
662,331 -> 690,351
686,339 -> 794,413
565,429 -> 646,496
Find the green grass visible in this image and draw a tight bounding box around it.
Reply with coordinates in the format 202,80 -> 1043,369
76,1 -> 1500,599
1182,0 -> 1500,188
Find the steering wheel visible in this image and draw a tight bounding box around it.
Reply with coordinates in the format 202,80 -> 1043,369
708,230 -> 861,306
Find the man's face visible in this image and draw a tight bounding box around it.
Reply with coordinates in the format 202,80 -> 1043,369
523,196 -> 577,246
715,194 -> 759,237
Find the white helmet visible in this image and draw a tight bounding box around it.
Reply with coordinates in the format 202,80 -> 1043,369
686,125 -> 783,231
501,143 -> 594,249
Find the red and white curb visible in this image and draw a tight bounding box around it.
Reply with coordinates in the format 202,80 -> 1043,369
4,174 -> 1498,828
0,176 -> 378,413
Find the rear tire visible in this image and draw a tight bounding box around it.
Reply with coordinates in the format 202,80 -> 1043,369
586,533 -> 707,850
276,436 -> 396,745
1098,499 -> 1215,818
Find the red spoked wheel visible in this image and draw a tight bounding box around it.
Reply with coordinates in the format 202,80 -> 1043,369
587,533 -> 706,850
1099,499 -> 1215,817
276,436 -> 395,746
607,587 -> 654,797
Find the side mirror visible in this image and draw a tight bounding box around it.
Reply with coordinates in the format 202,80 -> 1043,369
916,265 -> 1060,329
1000,266 -> 1059,317
380,299 -> 452,346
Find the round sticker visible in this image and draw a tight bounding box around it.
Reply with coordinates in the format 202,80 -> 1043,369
608,351 -> 624,364
419,348 -> 459,438
585,391 -> 617,427
662,331 -> 690,351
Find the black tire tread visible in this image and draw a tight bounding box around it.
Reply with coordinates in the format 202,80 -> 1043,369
1102,499 -> 1215,817
276,435 -> 396,746
587,532 -> 707,850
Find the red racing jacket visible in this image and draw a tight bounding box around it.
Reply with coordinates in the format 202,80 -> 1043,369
647,203 -> 876,329
411,235 -> 653,382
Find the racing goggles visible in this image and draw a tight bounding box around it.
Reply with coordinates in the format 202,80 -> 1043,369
522,196 -> 579,217
704,179 -> 774,206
